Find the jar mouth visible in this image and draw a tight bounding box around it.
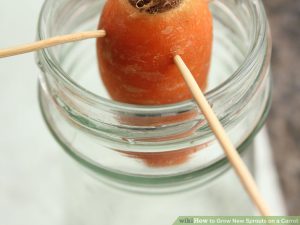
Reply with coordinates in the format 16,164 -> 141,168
37,0 -> 267,114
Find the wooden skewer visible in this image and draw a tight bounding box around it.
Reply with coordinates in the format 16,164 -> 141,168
174,55 -> 271,216
0,30 -> 106,58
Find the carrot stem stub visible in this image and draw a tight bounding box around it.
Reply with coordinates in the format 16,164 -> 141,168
128,0 -> 182,14
96,0 -> 213,166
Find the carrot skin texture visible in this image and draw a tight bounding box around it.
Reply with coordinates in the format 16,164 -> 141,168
97,0 -> 213,166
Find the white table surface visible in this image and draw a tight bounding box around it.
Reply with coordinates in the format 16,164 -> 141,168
0,1 -> 64,224
0,1 -> 286,225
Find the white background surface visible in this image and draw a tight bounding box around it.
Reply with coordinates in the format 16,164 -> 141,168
0,1 -> 286,224
0,1 -> 64,224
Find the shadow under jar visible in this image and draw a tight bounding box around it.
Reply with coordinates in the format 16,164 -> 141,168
36,0 -> 272,224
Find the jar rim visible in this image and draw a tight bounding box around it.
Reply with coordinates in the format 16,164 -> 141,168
37,0 -> 268,114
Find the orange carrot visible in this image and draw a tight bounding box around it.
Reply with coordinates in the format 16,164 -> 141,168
97,0 -> 213,105
97,0 -> 213,166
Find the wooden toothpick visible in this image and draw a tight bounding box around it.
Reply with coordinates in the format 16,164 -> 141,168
0,30 -> 106,58
174,55 -> 271,216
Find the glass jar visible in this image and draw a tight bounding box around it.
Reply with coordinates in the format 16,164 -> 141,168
36,0 -> 272,224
